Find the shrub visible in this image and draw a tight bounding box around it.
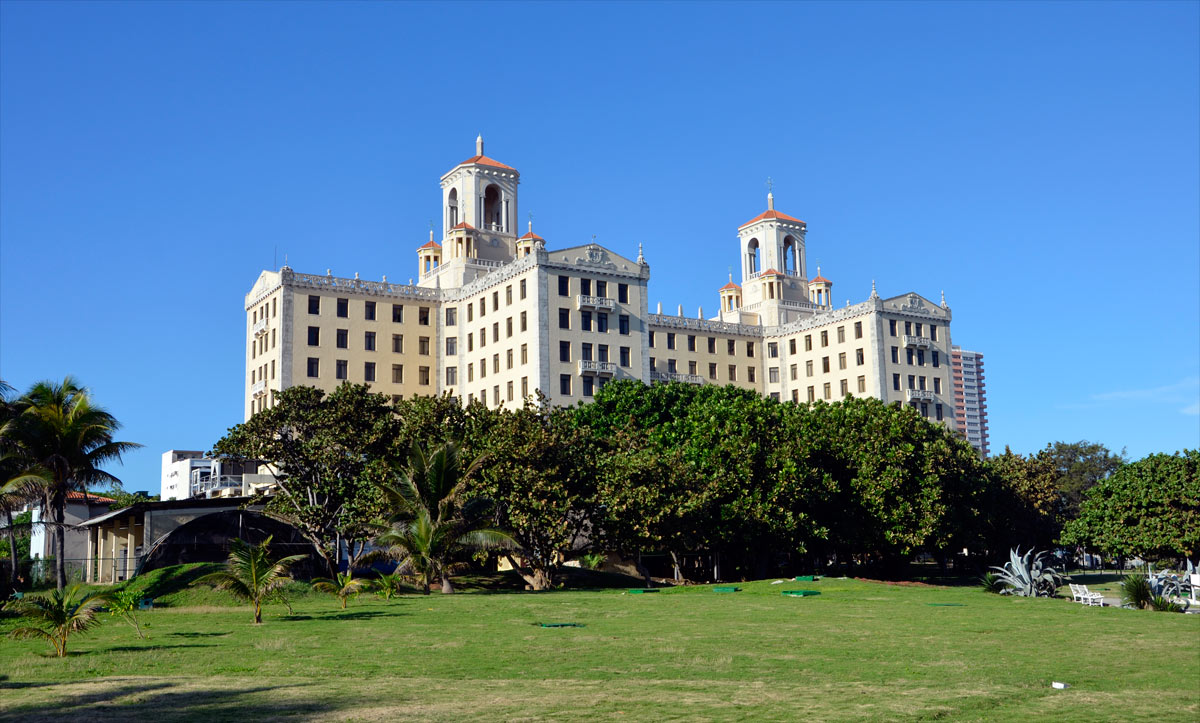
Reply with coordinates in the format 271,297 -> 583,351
1120,574 -> 1153,610
979,572 -> 1004,594
990,548 -> 1064,597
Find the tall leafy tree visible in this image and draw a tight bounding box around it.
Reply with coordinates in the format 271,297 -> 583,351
375,442 -> 513,594
983,448 -> 1061,552
1036,440 -> 1126,521
213,383 -> 397,576
1061,450 -> 1199,562
471,399 -> 601,591
4,378 -> 140,590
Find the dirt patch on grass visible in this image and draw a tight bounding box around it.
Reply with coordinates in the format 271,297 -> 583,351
854,577 -> 943,588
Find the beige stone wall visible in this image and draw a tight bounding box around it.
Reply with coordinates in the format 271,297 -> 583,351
646,319 -> 763,393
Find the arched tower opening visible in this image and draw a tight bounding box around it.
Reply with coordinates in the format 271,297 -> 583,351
783,235 -> 799,276
447,188 -> 459,228
483,185 -> 502,232
746,238 -> 760,277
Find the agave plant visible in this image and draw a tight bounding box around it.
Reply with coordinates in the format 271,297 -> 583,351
7,584 -> 108,657
1150,595 -> 1185,613
979,571 -> 1004,594
990,548 -> 1064,598
311,572 -> 373,609
1121,573 -> 1153,610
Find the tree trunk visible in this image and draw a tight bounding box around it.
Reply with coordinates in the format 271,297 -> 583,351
441,575 -> 454,594
5,507 -> 18,588
503,553 -> 556,591
634,553 -> 653,586
254,600 -> 262,624
670,550 -> 682,582
53,494 -> 66,591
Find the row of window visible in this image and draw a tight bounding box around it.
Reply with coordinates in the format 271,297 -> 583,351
558,276 -> 631,303
888,319 -> 939,340
306,358 -> 430,385
250,328 -> 277,359
466,377 -> 532,406
649,333 -> 755,356
791,321 -> 865,353
650,358 -> 757,383
308,295 -> 432,325
890,347 -> 941,368
466,312 -> 529,351
559,342 -> 632,366
891,374 -> 944,393
558,310 -> 631,334
792,376 -> 869,402
462,344 -> 530,383
308,329 -> 431,355
250,297 -> 278,324
559,373 -> 610,397
464,280 -> 528,322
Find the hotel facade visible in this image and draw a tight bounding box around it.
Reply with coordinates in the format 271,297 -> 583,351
245,139 -> 970,439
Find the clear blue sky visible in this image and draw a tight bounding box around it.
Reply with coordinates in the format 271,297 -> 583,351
2,1 -> 1197,490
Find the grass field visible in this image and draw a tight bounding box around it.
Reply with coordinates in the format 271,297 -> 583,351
1,571 -> 1197,722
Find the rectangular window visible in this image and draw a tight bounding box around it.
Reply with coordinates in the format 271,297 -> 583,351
857,375 -> 866,393
308,295 -> 320,314
688,360 -> 696,375
506,285 -> 513,306
336,360 -> 348,380
728,339 -> 736,355
935,403 -> 944,421
582,376 -> 594,397
520,279 -> 527,299
493,354 -> 500,374
820,331 -> 828,347
823,382 -> 831,400
445,307 -> 457,326
336,298 -> 348,318
891,346 -> 899,364
597,313 -> 608,333
581,278 -> 592,296
619,315 -> 630,335
854,321 -> 863,339
917,350 -> 925,366
479,296 -> 486,316
521,311 -> 528,332
365,301 -> 376,321
493,291 -> 499,310
559,309 -> 570,329
419,367 -> 430,385
708,363 -> 717,380
598,344 -> 609,363
418,307 -> 430,325
708,337 -> 717,354
807,386 -> 815,402
688,335 -> 697,352
618,283 -> 629,304
365,332 -> 376,351
649,332 -> 656,348
581,344 -> 596,363
907,375 -> 915,390
392,364 -> 404,383
915,323 -> 923,337
558,276 -> 570,296
837,326 -> 845,344
392,304 -> 404,323
905,348 -> 913,365
840,379 -> 848,396
748,366 -> 756,383
307,358 -> 319,377
792,390 -> 799,403
506,348 -> 514,369
667,359 -> 676,373
838,352 -> 847,370
493,322 -> 500,342
581,311 -> 593,331
769,367 -> 780,383
728,365 -> 737,381
467,303 -> 474,323
920,402 -> 929,418
620,346 -> 630,367
521,344 -> 528,365
649,357 -> 656,372
270,360 -> 275,380
905,321 -> 912,335
446,367 -> 458,386
789,339 -> 797,355
364,362 -> 376,382
889,319 -> 897,336
468,333 -> 474,352
934,377 -> 942,394
666,333 -> 675,350
747,342 -> 755,357
419,337 -> 430,355
521,377 -> 528,397
822,357 -> 830,373
768,342 -> 778,358
392,334 -> 403,353
806,360 -> 814,377
468,363 -> 474,382
790,364 -> 798,380
560,374 -> 571,395
930,324 -> 938,341
932,351 -> 940,368
560,341 -> 571,362
805,334 -> 813,351
507,380 -> 514,401
856,348 -> 864,366
446,337 -> 457,355
307,326 -> 320,346
596,280 -> 607,298
337,329 -> 348,349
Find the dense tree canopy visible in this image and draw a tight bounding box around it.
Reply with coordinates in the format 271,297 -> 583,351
1060,450 -> 1199,561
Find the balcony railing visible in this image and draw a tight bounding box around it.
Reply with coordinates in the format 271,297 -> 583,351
577,294 -> 616,311
251,380 -> 266,396
650,370 -> 704,385
906,389 -> 935,402
903,335 -> 933,349
252,318 -> 268,336
578,360 -> 616,376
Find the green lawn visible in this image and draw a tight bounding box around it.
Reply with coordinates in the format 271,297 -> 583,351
2,574 -> 1197,721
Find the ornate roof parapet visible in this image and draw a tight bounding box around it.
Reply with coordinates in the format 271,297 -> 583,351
647,313 -> 762,338
289,271 -> 442,300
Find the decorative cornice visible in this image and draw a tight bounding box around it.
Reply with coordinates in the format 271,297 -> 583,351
647,314 -> 762,338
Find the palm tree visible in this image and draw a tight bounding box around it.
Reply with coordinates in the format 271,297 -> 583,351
375,442 -> 514,594
193,535 -> 307,624
7,583 -> 109,657
374,570 -> 407,600
311,572 -> 373,609
4,378 -> 140,591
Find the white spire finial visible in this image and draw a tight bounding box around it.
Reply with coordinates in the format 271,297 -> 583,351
698,305 -> 703,319
767,192 -> 774,211
817,265 -> 821,277
637,243 -> 645,264
528,219 -> 533,233
429,227 -> 434,242
941,290 -> 947,308
871,279 -> 878,298
476,134 -> 483,155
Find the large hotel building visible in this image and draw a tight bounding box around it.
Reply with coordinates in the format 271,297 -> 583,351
245,139 -> 985,452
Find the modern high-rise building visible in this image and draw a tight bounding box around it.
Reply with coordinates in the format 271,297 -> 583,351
951,347 -> 990,457
245,138 -> 960,430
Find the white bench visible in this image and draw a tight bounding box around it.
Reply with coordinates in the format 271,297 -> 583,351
1069,583 -> 1104,606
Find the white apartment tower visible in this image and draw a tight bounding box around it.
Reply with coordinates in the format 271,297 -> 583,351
244,140 -> 962,432
951,347 -> 990,457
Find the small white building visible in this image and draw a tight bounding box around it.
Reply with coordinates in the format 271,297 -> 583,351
161,449 -> 278,501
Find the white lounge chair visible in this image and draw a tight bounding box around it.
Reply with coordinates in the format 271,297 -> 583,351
1069,583 -> 1104,606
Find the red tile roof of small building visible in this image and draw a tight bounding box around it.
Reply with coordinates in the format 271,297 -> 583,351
759,268 -> 783,277
68,491 -> 115,503
720,281 -> 742,291
518,231 -> 543,241
459,155 -> 518,171
810,274 -> 832,284
739,209 -> 805,229
418,240 -> 442,250
451,222 -> 476,231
